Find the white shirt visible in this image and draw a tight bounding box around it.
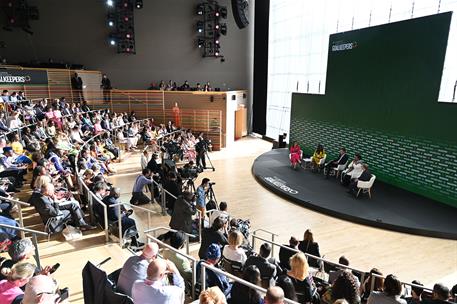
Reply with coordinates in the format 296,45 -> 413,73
132,274 -> 185,304
222,246 -> 247,264
141,155 -> 148,170
208,210 -> 229,227
349,162 -> 364,179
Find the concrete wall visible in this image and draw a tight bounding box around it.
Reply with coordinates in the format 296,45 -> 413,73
0,0 -> 249,90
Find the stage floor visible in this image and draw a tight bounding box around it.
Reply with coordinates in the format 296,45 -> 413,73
252,149 -> 457,239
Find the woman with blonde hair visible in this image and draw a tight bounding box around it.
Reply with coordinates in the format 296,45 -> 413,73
286,252 -> 318,303
222,230 -> 247,265
0,262 -> 36,304
195,286 -> 227,304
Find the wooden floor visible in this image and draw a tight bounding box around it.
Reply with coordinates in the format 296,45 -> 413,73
28,137 -> 457,302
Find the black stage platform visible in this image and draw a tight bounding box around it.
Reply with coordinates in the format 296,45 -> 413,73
252,149 -> 457,240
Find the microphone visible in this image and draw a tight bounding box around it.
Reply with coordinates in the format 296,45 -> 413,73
97,257 -> 112,267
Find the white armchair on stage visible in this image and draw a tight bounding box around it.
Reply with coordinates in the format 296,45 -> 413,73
356,175 -> 376,199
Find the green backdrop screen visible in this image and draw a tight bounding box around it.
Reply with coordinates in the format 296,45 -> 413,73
290,12 -> 457,208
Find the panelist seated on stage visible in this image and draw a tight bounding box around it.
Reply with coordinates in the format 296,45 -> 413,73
348,164 -> 372,196
324,147 -> 348,178
341,153 -> 364,186
289,141 -> 302,169
311,144 -> 326,171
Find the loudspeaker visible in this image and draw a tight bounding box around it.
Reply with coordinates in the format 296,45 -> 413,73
231,0 -> 249,29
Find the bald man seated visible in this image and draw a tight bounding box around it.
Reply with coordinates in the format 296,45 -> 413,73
117,242 -> 159,296
22,274 -> 65,304
264,286 -> 285,304
132,258 -> 185,304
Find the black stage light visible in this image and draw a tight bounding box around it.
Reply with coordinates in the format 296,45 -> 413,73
135,0 -> 143,9
198,39 -> 205,48
196,3 -> 204,15
197,21 -> 204,33
220,23 -> 227,35
216,6 -> 227,18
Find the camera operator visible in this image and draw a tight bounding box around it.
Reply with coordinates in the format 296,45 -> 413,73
163,172 -> 182,214
196,178 -> 211,219
169,191 -> 197,235
195,132 -> 209,169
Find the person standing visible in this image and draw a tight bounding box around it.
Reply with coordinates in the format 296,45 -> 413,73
172,102 -> 181,127
71,72 -> 84,101
101,74 -> 112,102
195,133 -> 208,169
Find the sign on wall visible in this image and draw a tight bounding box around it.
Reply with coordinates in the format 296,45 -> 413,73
0,69 -> 48,85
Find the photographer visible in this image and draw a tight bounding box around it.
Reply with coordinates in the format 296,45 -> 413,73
195,132 -> 209,169
169,191 -> 197,235
196,178 -> 211,218
163,172 -> 182,214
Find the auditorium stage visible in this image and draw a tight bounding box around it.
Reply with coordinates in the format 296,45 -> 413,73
252,149 -> 457,239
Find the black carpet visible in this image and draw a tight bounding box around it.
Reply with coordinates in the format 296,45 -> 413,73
252,149 -> 457,239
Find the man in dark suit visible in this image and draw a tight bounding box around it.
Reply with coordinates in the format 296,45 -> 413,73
324,147 -> 349,178
34,183 -> 94,231
348,163 -> 372,196
419,283 -> 451,304
169,191 -> 196,235
101,74 -> 112,102
71,73 -> 84,101
163,172 -> 182,214
244,243 -> 281,287
278,237 -> 299,271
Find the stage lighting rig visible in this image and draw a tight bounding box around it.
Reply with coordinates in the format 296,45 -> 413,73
195,1 -> 227,59
1,0 -> 39,34
105,0 -> 137,54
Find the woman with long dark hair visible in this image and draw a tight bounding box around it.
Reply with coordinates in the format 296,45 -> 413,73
229,265 -> 262,304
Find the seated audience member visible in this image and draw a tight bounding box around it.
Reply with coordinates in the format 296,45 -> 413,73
289,141 -> 302,169
140,150 -> 148,170
197,244 -> 230,296
0,147 -> 27,188
198,217 -> 228,259
132,258 -> 185,304
284,252 -> 318,304
0,239 -> 52,280
298,229 -> 321,268
208,202 -> 229,227
264,286 -> 285,304
406,280 -> 424,304
0,216 -> 19,243
422,284 -> 451,304
244,243 -> 279,288
222,230 -> 247,265
360,268 -> 384,302
367,274 -> 406,304
230,265 -> 263,304
34,183 -> 94,232
341,153 -> 363,186
311,144 -> 326,172
162,231 -> 193,283
278,237 -> 299,271
130,168 -> 154,205
169,191 -> 197,235
324,147 -> 348,178
102,187 -> 143,248
328,256 -> 360,288
348,163 -> 372,196
21,275 -> 59,304
450,285 -> 457,303
117,242 -> 159,296
0,262 -> 36,304
275,275 -> 298,302
323,271 -> 360,304
194,286 -> 227,304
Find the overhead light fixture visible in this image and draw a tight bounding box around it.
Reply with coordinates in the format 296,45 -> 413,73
135,0 -> 143,9
110,39 -> 116,46
108,20 -> 114,27
196,4 -> 204,15
220,23 -> 227,35
106,0 -> 114,7
197,21 -> 204,33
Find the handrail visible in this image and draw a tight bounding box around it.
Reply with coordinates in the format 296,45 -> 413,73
108,202 -> 158,247
252,228 -> 279,256
144,226 -> 196,255
369,273 -> 434,294
0,196 -> 30,238
200,262 -> 300,304
0,223 -> 47,270
146,234 -> 198,299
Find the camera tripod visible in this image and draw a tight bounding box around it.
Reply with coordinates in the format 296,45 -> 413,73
204,151 -> 215,171
206,183 -> 218,207
182,178 -> 196,193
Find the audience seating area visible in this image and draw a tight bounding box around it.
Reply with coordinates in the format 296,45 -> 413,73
0,93 -> 455,304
